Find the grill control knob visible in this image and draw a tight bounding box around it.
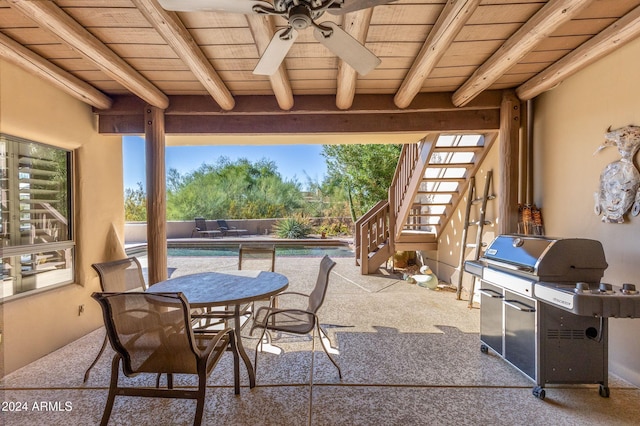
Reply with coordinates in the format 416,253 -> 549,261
599,283 -> 613,293
621,283 -> 638,295
575,282 -> 590,293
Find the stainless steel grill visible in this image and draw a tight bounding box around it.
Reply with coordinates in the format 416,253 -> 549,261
464,234 -> 640,400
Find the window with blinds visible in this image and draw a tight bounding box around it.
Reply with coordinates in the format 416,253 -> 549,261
1,134 -> 74,300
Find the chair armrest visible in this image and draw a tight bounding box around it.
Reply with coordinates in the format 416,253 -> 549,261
271,291 -> 309,303
197,327 -> 234,359
268,291 -> 309,311
192,311 -> 235,319
276,291 -> 309,298
264,307 -> 314,317
253,306 -> 316,327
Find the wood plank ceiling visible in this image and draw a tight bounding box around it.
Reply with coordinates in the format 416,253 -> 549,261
2,0 -> 640,136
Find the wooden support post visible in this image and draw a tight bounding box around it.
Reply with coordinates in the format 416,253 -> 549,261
145,105 -> 167,285
526,99 -> 534,205
519,100 -> 528,205
498,90 -> 521,234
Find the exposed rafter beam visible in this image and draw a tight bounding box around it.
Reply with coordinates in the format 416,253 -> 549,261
133,0 -> 235,111
246,14 -> 294,111
394,0 -> 480,109
517,5 -> 640,101
96,94 -> 501,135
452,0 -> 594,107
99,109 -> 499,135
0,32 -> 112,109
336,9 -> 373,110
96,92 -> 503,115
8,0 -> 168,109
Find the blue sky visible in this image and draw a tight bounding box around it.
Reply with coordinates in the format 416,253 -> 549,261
123,136 -> 328,191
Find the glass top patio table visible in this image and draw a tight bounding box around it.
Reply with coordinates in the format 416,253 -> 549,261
146,270 -> 289,389
146,270 -> 288,308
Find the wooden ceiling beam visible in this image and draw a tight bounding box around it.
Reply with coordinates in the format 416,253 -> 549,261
336,9 -> 373,110
132,0 -> 235,110
452,0 -> 594,107
98,108 -> 500,135
394,0 -> 480,109
517,5 -> 640,100
7,0 -> 169,109
246,14 -> 294,111
0,32 -> 112,109
95,92 -> 503,116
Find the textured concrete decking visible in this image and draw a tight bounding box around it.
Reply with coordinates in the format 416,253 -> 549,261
2,255 -> 640,425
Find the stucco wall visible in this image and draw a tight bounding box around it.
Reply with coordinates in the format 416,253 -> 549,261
0,60 -> 124,374
533,36 -> 640,387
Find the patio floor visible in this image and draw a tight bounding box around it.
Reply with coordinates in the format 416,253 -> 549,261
2,255 -> 640,425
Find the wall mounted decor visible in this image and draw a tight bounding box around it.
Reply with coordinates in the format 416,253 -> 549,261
594,125 -> 640,223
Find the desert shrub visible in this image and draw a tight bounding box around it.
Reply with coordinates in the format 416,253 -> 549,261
273,216 -> 312,239
315,218 -> 351,236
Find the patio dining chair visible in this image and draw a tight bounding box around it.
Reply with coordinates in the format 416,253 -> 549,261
238,243 -> 277,321
92,291 -> 239,426
239,244 -> 276,272
216,219 -> 247,237
83,257 -> 148,383
250,255 -> 342,378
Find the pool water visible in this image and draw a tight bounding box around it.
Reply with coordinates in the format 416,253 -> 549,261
167,246 -> 354,258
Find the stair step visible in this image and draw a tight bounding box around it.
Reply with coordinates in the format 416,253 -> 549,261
410,202 -> 452,207
417,190 -> 459,195
433,146 -> 483,152
421,177 -> 465,183
427,162 -> 474,168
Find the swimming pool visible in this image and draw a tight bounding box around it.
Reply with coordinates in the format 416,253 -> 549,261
127,243 -> 354,258
169,246 -> 353,257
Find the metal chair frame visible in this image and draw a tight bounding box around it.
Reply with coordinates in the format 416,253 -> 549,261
93,291 -> 239,426
250,255 -> 341,378
83,257 -> 148,383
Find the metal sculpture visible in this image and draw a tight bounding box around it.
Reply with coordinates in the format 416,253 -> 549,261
594,125 -> 640,223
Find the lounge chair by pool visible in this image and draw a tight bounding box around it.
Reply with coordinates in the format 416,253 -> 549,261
216,219 -> 247,237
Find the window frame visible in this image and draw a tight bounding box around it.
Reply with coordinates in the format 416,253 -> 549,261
1,133 -> 76,302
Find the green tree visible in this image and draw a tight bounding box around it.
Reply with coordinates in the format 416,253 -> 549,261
124,182 -> 147,221
321,144 -> 401,221
166,157 -> 305,220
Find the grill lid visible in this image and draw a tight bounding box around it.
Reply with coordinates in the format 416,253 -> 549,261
482,234 -> 608,281
484,235 -> 552,270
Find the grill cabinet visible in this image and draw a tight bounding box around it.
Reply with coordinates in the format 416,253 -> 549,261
465,234 -> 612,399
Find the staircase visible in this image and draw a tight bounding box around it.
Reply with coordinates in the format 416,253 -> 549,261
355,132 -> 497,274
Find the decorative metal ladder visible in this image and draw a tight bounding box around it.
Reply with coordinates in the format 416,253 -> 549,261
455,170 -> 494,307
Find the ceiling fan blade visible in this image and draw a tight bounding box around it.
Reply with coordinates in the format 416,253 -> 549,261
253,28 -> 299,76
313,22 -> 381,75
158,0 -> 272,14
328,0 -> 398,15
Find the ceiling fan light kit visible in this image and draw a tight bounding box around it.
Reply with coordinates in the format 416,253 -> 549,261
159,0 -> 396,76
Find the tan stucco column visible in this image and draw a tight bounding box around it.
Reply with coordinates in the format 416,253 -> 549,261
145,105 -> 168,284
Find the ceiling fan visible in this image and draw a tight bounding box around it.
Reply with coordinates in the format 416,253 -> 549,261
158,0 -> 396,76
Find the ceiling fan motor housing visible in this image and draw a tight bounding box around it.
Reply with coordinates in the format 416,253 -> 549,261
289,5 -> 313,29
